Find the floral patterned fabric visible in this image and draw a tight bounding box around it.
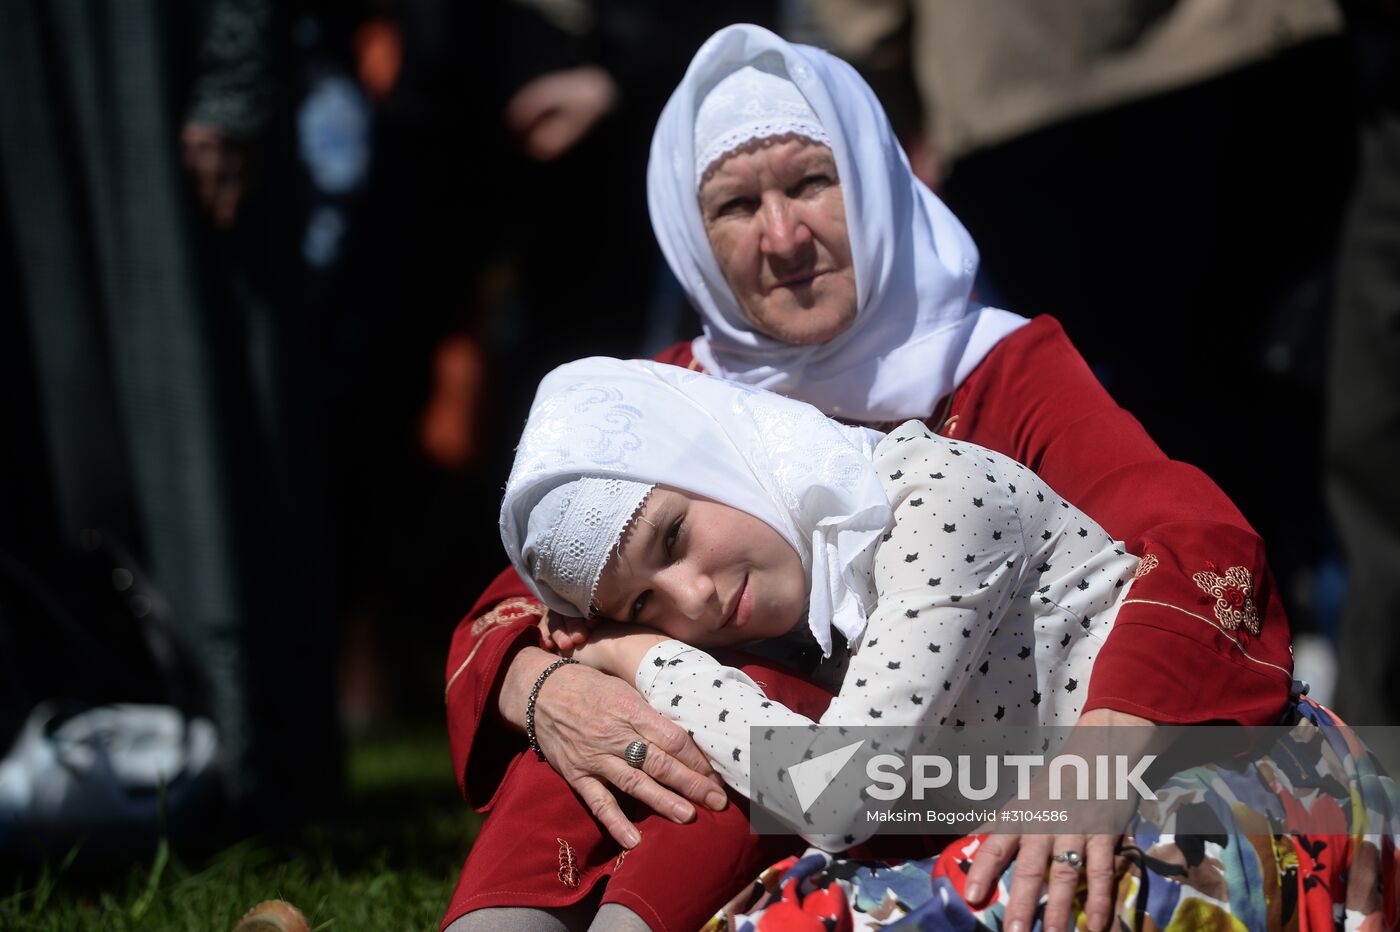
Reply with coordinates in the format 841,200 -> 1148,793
707,699 -> 1400,931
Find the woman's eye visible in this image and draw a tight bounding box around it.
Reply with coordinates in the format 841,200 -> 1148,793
717,196 -> 757,217
631,590 -> 651,622
792,174 -> 831,196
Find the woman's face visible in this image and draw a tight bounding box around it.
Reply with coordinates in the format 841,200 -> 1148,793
591,486 -> 807,646
699,138 -> 857,345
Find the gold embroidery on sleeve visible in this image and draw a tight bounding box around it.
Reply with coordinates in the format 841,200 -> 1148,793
1191,565 -> 1260,635
445,598 -> 548,697
472,596 -> 545,636
1132,554 -> 1159,579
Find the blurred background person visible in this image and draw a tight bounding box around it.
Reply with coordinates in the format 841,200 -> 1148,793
0,0 -> 338,835
326,0 -> 783,729
304,0 -> 507,734
488,0 -> 782,455
1328,2 -> 1400,724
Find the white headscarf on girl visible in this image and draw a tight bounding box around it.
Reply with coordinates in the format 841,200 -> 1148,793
648,24 -> 1027,423
501,357 -> 894,656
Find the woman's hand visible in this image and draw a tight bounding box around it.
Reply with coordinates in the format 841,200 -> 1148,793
500,647 -> 728,849
963,708 -> 1155,932
964,832 -> 1117,932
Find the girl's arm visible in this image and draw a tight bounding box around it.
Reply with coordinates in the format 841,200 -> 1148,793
583,425 -> 1027,847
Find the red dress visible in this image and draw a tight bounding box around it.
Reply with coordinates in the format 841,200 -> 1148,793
439,316 -> 1292,931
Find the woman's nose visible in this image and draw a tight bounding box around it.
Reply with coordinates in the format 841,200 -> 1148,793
759,196 -> 811,259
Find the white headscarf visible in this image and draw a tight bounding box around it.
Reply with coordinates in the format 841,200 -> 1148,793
693,65 -> 831,187
501,358 -> 894,655
523,476 -> 655,618
648,24 -> 1028,422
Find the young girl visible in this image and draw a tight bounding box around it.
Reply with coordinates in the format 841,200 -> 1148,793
504,356 -> 1136,827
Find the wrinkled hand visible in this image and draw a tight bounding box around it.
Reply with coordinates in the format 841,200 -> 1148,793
532,661 -> 728,849
180,122 -> 253,229
504,65 -> 619,161
538,611 -> 595,653
964,708 -> 1154,931
964,832 -> 1118,932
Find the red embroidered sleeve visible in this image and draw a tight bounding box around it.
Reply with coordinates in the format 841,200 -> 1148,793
943,315 -> 1291,724
444,566 -> 545,807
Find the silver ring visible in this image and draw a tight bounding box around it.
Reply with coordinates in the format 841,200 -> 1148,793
1052,850 -> 1084,870
623,740 -> 648,770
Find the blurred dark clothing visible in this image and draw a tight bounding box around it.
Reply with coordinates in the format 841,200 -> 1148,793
492,0 -> 780,402
0,0 -> 338,825
315,1 -> 780,720
809,0 -> 1342,167
312,2 -> 514,722
501,1 -> 780,135
809,1 -> 1355,631
938,39 -> 1354,616
1329,6 -> 1400,723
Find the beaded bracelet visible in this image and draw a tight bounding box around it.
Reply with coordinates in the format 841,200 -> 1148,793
526,657 -> 579,761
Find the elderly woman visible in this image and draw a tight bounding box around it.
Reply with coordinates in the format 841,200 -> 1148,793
442,25 -> 1295,932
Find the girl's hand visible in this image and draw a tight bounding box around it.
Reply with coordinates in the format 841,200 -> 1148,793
538,611 -> 594,652
568,622 -> 669,680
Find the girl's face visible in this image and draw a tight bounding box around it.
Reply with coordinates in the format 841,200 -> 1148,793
591,486 -> 807,647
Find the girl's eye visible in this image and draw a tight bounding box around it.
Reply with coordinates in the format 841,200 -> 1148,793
664,517 -> 683,558
631,590 -> 651,622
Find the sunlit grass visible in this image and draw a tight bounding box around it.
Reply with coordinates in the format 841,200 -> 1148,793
0,730 -> 481,932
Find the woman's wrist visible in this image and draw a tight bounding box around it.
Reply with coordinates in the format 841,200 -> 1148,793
1073,706 -> 1169,768
526,657 -> 579,760
1077,707 -> 1155,728
497,646 -> 561,732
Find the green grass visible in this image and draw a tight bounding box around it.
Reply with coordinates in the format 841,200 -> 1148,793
0,730 -> 482,932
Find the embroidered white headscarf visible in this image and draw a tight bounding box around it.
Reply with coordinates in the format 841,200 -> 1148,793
648,24 -> 1028,422
501,357 -> 894,655
693,65 -> 831,187
524,476 -> 655,618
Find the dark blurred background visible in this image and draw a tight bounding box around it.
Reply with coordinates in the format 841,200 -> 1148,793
0,0 -> 1395,855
